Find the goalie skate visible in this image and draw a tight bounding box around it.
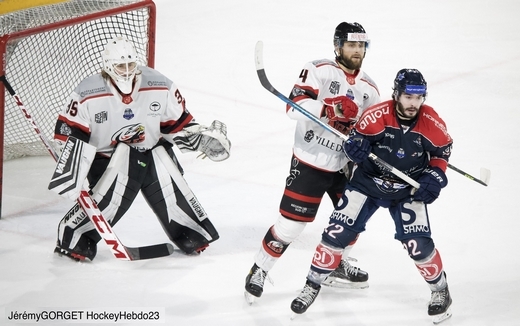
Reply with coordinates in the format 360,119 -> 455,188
321,259 -> 369,289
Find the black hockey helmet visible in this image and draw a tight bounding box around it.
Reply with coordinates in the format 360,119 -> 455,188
333,22 -> 369,48
393,68 -> 427,99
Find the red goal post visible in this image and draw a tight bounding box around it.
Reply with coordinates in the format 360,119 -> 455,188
0,0 -> 156,217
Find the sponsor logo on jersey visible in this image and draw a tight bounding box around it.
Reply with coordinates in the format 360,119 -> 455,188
373,177 -> 407,194
80,87 -> 106,98
396,147 -> 405,158
147,80 -> 168,87
357,104 -> 390,131
311,59 -> 331,66
316,135 -> 343,152
95,111 -> 108,123
377,144 -> 393,153
422,112 -> 451,140
329,81 -> 340,95
123,108 -> 134,120
149,101 -> 161,111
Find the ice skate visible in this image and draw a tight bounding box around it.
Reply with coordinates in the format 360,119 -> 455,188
290,280 -> 321,315
244,264 -> 268,305
428,285 -> 452,324
322,259 -> 369,289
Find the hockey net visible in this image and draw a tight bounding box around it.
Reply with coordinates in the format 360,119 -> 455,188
0,0 -> 156,161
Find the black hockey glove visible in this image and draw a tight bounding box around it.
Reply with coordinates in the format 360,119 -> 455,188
343,137 -> 371,163
413,167 -> 448,204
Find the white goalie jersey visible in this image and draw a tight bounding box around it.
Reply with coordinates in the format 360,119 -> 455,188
54,66 -> 230,161
287,59 -> 380,172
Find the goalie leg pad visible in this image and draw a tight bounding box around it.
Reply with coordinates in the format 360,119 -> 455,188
56,202 -> 101,260
56,143 -> 150,258
140,146 -> 219,254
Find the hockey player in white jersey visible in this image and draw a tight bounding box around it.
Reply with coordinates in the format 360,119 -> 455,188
245,22 -> 380,303
52,36 -> 230,261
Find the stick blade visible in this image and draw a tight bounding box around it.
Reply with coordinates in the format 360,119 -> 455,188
127,243 -> 174,261
480,167 -> 491,186
254,40 -> 264,70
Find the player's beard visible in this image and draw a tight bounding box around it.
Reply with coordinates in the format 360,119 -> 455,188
338,53 -> 363,70
396,102 -> 420,120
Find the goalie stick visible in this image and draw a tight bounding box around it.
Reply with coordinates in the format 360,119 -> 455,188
254,41 -> 420,189
0,75 -> 174,261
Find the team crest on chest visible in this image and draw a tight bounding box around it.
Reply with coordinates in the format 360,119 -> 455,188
123,108 -> 134,120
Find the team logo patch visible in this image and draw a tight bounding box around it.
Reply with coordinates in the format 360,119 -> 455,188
396,147 -> 405,158
291,87 -> 305,97
304,130 -> 314,143
123,108 -> 134,120
95,111 -> 108,123
59,123 -> 72,136
267,240 -> 284,254
110,124 -> 145,145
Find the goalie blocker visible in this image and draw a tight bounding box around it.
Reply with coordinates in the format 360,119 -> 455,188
52,137 -> 220,260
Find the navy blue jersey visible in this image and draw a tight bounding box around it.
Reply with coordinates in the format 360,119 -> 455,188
350,100 -> 453,201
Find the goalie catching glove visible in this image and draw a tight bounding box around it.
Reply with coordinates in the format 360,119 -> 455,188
173,120 -> 231,162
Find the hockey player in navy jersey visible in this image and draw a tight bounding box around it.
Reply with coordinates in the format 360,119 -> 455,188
52,36 -> 231,261
290,68 -> 453,324
245,22 -> 380,303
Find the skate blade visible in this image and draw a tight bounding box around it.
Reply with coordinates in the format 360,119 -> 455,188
432,307 -> 452,324
244,291 -> 257,305
321,278 -> 369,289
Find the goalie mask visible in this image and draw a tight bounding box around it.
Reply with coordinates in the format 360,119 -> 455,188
102,36 -> 138,94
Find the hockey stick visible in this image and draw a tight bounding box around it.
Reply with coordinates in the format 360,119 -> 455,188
447,163 -> 490,186
254,41 -> 421,189
0,75 -> 174,261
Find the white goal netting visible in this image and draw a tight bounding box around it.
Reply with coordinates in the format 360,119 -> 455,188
1,0 -> 155,160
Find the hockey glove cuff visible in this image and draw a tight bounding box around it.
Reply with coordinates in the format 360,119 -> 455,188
413,167 -> 448,204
